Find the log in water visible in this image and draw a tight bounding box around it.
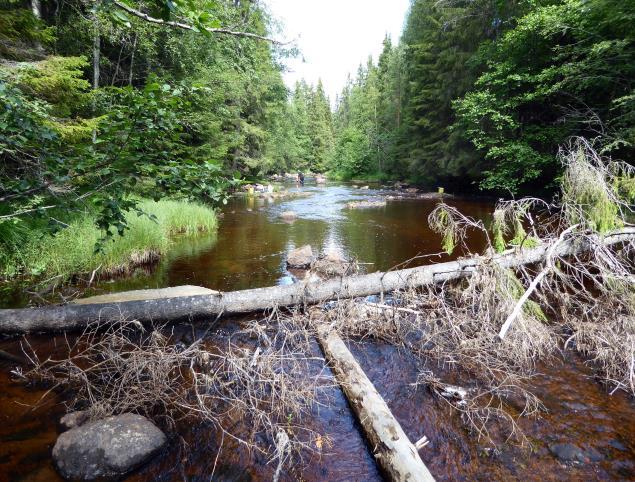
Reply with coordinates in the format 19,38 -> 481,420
317,327 -> 435,481
1,227 -> 633,334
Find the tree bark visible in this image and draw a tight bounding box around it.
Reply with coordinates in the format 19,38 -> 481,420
92,1 -> 100,143
128,32 -> 138,86
316,327 -> 435,481
1,228 -> 633,334
31,0 -> 41,19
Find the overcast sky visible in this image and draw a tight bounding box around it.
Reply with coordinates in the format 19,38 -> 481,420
266,0 -> 410,104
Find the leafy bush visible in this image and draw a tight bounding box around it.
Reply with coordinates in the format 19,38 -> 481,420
15,56 -> 91,117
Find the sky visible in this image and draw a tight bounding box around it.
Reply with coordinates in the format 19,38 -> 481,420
266,0 -> 411,104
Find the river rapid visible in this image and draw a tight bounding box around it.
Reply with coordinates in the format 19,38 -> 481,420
1,182 -> 634,481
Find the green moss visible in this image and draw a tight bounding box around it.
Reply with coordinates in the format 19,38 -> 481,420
615,176 -> 635,204
492,209 -> 507,253
437,208 -> 456,255
16,56 -> 91,117
509,234 -> 540,249
563,149 -> 623,233
502,269 -> 547,322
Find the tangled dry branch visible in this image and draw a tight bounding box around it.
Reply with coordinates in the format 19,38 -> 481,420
15,137 -> 635,459
19,314 -> 331,465
303,138 -> 635,445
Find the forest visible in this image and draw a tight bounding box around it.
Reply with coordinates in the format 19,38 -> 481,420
0,0 -> 334,280
332,0 -> 634,194
1,1 -> 635,481
2,0 -> 633,260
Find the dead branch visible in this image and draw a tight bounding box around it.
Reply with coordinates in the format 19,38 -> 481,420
112,0 -> 288,44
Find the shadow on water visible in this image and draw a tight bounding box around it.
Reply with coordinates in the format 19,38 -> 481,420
1,183 -> 634,480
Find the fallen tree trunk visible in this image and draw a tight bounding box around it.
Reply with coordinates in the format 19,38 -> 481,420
1,228 -> 633,334
316,327 -> 435,482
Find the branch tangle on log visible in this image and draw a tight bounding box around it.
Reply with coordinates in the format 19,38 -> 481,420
1,228 -> 633,334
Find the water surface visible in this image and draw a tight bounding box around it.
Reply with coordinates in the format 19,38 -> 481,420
84,183 -> 492,296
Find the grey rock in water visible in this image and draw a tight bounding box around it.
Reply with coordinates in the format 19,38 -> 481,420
53,413 -> 167,480
59,411 -> 89,432
287,245 -> 315,269
312,251 -> 352,278
549,443 -> 586,463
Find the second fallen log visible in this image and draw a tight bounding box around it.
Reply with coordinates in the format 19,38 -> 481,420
1,227 -> 633,334
316,327 -> 435,482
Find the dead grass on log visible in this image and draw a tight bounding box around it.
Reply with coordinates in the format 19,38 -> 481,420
308,272 -> 551,446
18,314 -> 331,466
305,138 -> 635,446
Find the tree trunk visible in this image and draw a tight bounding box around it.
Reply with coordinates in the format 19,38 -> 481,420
1,228 -> 633,334
128,32 -> 138,86
92,1 -> 100,142
317,327 -> 435,481
31,0 -> 41,19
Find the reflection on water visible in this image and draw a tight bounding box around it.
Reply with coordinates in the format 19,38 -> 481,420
86,183 -> 493,297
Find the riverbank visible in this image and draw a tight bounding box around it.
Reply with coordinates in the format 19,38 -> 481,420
0,199 -> 217,285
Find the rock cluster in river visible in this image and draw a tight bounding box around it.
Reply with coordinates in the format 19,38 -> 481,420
312,251 -> 355,278
53,413 -> 167,481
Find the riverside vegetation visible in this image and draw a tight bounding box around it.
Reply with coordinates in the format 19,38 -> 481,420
0,0 -> 334,288
1,0 -> 635,481
0,199 -> 216,281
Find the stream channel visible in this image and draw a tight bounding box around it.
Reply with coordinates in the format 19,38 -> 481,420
0,182 -> 634,481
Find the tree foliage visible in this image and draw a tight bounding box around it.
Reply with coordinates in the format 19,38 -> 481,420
0,0 -> 324,250
332,0 -> 634,194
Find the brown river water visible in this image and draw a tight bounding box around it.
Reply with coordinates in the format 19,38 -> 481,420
1,182 -> 634,481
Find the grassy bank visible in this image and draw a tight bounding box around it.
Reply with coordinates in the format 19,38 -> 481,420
0,199 -> 217,281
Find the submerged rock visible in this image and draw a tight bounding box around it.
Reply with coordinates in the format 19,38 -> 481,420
280,211 -> 298,222
287,245 -> 315,268
53,413 -> 167,481
549,443 -> 586,463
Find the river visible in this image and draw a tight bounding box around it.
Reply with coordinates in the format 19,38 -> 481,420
63,183 -> 491,297
0,182 -> 634,480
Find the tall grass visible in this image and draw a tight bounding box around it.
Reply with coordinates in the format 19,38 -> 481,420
0,199 -> 217,280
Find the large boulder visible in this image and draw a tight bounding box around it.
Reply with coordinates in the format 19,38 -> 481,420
53,413 -> 167,481
287,245 -> 315,268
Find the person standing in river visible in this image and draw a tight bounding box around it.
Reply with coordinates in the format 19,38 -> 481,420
297,171 -> 305,187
